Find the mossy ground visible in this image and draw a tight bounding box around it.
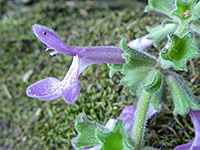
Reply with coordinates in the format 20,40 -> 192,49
0,0 -> 200,150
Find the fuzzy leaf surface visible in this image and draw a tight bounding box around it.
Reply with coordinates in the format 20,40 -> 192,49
144,69 -> 163,93
74,114 -> 105,148
194,1 -> 200,16
190,20 -> 200,34
107,64 -> 123,78
145,0 -> 175,17
151,84 -> 163,111
172,0 -> 198,27
166,72 -> 200,115
121,69 -> 149,95
120,38 -> 157,71
161,33 -> 200,70
96,120 -> 133,150
150,80 -> 170,111
146,23 -> 177,47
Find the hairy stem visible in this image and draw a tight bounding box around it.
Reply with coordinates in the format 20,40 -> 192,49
132,90 -> 152,150
175,26 -> 188,37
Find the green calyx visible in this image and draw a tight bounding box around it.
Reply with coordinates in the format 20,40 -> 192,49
161,32 -> 200,70
119,38 -> 159,95
145,0 -> 200,47
120,38 -> 157,71
146,0 -> 199,28
172,0 -> 198,27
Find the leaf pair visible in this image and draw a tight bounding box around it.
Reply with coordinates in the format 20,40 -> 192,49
73,114 -> 133,150
120,39 -> 163,93
119,39 -> 165,111
118,39 -> 200,115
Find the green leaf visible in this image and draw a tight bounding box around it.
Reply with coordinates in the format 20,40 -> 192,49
166,72 -> 200,115
144,69 -> 163,93
120,39 -> 158,95
145,0 -> 175,17
161,33 -> 200,70
96,120 -> 134,150
107,64 -> 123,78
146,23 -> 177,47
121,69 -> 149,95
136,69 -> 163,99
172,0 -> 198,27
120,38 -> 157,71
194,1 -> 200,16
74,114 -> 105,148
190,20 -> 200,34
151,81 -> 165,111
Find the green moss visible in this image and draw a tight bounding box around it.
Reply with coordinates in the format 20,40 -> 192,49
0,1 -> 200,150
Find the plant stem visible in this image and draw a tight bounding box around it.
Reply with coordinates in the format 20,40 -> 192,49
175,26 -> 187,37
132,90 -> 152,150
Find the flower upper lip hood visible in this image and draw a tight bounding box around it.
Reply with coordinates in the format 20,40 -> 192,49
32,24 -> 77,56
26,24 -> 154,104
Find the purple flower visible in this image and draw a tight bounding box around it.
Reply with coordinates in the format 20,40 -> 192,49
26,24 -> 125,104
174,110 -> 200,150
128,35 -> 154,51
119,104 -> 161,134
26,24 -> 154,104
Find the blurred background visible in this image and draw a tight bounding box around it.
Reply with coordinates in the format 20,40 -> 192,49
1,0 -> 199,150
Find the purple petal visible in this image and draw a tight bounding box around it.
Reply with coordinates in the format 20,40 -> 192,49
105,119 -> 117,130
174,141 -> 193,150
32,24 -> 76,56
174,110 -> 200,150
26,77 -> 62,100
61,56 -> 80,104
119,106 -> 136,133
193,145 -> 200,150
58,46 -> 125,104
77,46 -> 125,69
119,104 -> 159,134
60,45 -> 125,104
26,56 -> 80,103
71,137 -> 76,149
147,104 -> 161,119
189,111 -> 200,144
128,35 -> 154,51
